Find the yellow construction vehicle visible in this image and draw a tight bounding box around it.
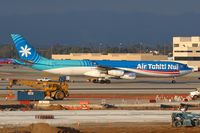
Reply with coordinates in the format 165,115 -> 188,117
7,79 -> 69,100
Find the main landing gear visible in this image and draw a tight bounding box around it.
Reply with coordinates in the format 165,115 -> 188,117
88,78 -> 111,84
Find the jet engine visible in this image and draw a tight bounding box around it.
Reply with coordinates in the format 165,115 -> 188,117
120,72 -> 136,80
108,70 -> 124,76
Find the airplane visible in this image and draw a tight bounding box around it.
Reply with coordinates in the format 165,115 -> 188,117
10,34 -> 193,84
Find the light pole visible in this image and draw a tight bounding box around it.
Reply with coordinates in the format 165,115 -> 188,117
119,43 -> 122,53
99,43 -> 102,53
139,42 -> 142,53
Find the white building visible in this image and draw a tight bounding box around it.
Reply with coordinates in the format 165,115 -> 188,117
173,36 -> 200,70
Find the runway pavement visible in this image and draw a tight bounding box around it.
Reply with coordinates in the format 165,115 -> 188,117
0,110 -> 199,126
0,65 -> 200,94
0,82 -> 196,94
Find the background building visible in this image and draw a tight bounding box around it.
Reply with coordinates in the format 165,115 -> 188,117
52,53 -> 167,61
173,36 -> 200,70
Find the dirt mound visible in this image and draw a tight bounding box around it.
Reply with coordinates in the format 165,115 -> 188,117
34,104 -> 66,110
0,123 -> 80,133
30,123 -> 59,133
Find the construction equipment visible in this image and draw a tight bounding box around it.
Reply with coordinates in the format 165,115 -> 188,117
190,88 -> 200,100
7,79 -> 69,100
171,112 -> 200,127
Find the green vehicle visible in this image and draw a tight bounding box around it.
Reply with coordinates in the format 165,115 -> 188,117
171,112 -> 200,127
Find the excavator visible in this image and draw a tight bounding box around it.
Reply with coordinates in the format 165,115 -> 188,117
7,79 -> 69,100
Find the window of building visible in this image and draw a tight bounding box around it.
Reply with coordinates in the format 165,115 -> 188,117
174,57 -> 200,61
192,43 -> 198,47
174,51 -> 192,53
174,44 -> 179,47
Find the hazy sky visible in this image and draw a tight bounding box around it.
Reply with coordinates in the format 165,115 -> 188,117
0,0 -> 200,46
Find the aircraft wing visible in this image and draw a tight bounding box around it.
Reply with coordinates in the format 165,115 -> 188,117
96,64 -> 117,71
89,60 -> 136,80
92,60 -> 132,72
92,61 -> 119,70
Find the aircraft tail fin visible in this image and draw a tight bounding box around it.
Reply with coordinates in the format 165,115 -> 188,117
10,34 -> 47,63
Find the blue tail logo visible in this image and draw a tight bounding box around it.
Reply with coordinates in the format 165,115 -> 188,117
19,44 -> 31,57
11,34 -> 42,63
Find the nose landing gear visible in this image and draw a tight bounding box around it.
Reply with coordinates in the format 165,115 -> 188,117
171,77 -> 176,83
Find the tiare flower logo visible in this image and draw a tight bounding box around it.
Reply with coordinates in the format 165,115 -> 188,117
19,45 -> 31,57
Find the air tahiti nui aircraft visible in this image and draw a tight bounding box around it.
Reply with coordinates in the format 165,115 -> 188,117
10,34 -> 193,84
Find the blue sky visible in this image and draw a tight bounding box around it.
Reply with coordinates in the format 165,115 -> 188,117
0,0 -> 200,46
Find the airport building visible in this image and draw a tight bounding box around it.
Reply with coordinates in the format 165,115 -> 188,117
52,53 -> 167,61
173,36 -> 200,69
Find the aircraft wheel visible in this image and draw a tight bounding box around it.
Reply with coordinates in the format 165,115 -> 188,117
105,79 -> 111,84
54,90 -> 65,100
100,80 -> 105,84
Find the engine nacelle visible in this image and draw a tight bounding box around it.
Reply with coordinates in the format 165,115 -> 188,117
120,72 -> 136,80
108,70 -> 124,76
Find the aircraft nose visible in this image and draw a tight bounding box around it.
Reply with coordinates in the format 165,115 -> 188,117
187,67 -> 194,73
191,67 -> 196,72
187,66 -> 197,72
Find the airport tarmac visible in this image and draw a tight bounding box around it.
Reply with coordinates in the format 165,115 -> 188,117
1,110 -> 198,126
